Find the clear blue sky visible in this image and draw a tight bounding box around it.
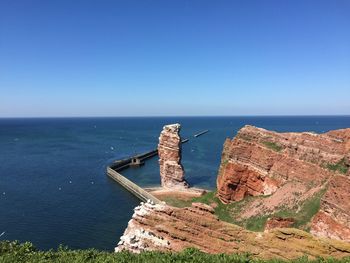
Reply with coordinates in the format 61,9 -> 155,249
0,0 -> 349,117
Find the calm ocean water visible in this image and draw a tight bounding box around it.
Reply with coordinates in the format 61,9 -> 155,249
1,116 -> 350,250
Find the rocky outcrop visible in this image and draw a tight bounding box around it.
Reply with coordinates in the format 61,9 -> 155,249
265,217 -> 294,231
158,124 -> 188,189
217,159 -> 279,202
217,125 -> 350,241
115,201 -> 350,260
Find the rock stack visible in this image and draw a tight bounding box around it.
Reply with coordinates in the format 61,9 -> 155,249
158,124 -> 188,189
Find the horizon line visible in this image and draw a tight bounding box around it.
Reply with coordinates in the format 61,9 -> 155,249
1,114 -> 350,119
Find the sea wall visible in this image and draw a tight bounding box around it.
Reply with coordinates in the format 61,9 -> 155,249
106,167 -> 162,204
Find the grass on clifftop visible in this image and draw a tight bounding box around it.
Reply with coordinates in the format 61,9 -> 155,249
325,158 -> 349,174
192,192 -> 271,231
160,191 -> 246,226
159,196 -> 193,208
164,191 -> 269,231
165,187 -> 327,233
193,192 -> 264,230
261,141 -> 284,152
273,187 -> 327,231
1,241 -> 348,263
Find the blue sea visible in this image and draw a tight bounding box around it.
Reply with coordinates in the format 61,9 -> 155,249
1,116 -> 350,250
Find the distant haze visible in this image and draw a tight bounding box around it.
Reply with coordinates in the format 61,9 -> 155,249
0,1 -> 349,117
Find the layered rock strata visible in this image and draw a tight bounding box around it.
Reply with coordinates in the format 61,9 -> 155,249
158,124 -> 188,189
311,175 -> 350,241
115,201 -> 350,260
217,125 -> 350,241
264,217 -> 295,231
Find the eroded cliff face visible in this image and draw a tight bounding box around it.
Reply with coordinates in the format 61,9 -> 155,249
217,125 -> 350,241
311,175 -> 350,241
115,125 -> 350,258
158,124 -> 188,189
115,201 -> 350,260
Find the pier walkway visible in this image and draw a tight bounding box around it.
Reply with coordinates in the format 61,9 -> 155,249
107,167 -> 162,204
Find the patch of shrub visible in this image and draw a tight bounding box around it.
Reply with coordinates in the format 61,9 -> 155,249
261,141 -> 284,152
325,159 -> 348,174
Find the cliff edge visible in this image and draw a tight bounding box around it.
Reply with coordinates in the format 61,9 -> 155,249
115,201 -> 350,260
217,125 -> 350,241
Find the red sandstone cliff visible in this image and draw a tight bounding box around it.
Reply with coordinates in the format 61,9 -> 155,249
115,125 -> 350,259
158,124 -> 188,189
115,201 -> 350,260
217,125 -> 350,241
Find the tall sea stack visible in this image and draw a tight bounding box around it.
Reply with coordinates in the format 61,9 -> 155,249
158,123 -> 188,189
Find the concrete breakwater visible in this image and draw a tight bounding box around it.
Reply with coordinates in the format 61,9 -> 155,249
109,149 -> 158,171
194,130 -> 209,137
107,144 -> 183,204
106,167 -> 162,204
106,148 -> 162,203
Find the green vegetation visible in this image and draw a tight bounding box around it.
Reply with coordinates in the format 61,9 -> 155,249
167,186 -> 327,233
0,190 -> 343,261
244,215 -> 270,232
163,192 -> 269,231
325,158 -> 349,174
156,191 -> 253,216
1,241 -> 348,263
237,134 -> 253,141
192,192 -> 263,230
261,141 -> 284,152
160,196 -> 193,208
274,188 -> 327,230
192,191 -> 235,223
192,190 -> 217,204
